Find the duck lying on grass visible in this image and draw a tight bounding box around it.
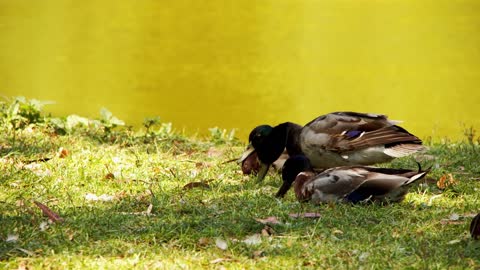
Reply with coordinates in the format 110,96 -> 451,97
276,155 -> 430,204
240,111 -> 424,182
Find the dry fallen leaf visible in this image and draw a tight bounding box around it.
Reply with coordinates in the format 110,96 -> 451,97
119,204 -> 155,216
6,234 -> 18,243
210,258 -> 231,264
447,239 -> 461,245
207,147 -> 223,157
440,213 -> 475,225
439,219 -> 464,225
332,229 -> 344,235
261,225 -> 275,236
65,229 -> 75,241
243,234 -> 262,246
359,252 -> 370,262
183,182 -> 210,190
15,247 -> 34,256
17,260 -> 28,270
289,212 -> 321,219
198,237 -> 210,247
255,216 -> 282,225
33,201 -> 64,223
215,238 -> 228,250
85,193 -> 115,202
437,173 -> 458,189
449,213 -> 460,221
39,221 -> 49,231
146,204 -> 153,215
58,147 -> 69,158
252,250 -> 265,259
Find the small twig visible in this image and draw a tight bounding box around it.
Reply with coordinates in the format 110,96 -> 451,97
24,157 -> 52,164
221,158 -> 238,164
169,168 -> 177,178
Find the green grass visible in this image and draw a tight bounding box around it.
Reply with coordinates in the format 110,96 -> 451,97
0,107 -> 479,269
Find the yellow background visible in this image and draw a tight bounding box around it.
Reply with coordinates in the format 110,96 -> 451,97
1,0 -> 479,140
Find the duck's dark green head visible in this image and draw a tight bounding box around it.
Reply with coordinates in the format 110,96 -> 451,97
249,124 -> 288,164
276,155 -> 313,197
248,125 -> 273,148
247,124 -> 288,182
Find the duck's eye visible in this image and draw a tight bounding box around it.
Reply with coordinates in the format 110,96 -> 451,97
255,133 -> 262,137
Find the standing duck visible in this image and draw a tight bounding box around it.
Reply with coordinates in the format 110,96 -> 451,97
276,155 -> 430,204
240,111 -> 424,182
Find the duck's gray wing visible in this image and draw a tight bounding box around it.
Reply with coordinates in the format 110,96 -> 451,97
345,169 -> 429,203
304,112 -> 395,135
300,167 -> 370,203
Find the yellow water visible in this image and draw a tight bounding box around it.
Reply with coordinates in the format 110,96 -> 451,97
1,0 -> 479,140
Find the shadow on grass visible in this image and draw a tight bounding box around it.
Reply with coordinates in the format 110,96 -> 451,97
1,180 -> 479,267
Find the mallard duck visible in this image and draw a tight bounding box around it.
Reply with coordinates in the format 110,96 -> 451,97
276,155 -> 430,204
240,111 -> 424,182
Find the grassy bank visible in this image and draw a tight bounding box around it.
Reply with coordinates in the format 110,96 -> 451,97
0,97 -> 479,269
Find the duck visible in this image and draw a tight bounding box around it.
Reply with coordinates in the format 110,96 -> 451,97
240,111 -> 424,182
276,155 -> 430,204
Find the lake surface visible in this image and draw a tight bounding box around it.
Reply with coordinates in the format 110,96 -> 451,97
1,0 -> 479,141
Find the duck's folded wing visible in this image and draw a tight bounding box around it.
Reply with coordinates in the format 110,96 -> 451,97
326,125 -> 423,154
305,112 -> 397,134
303,168 -> 369,197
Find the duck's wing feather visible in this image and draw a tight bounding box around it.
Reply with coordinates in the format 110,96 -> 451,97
302,112 -> 423,155
296,166 -> 430,203
298,167 -> 370,202
326,125 -> 423,154
305,112 -> 396,134
345,167 -> 429,202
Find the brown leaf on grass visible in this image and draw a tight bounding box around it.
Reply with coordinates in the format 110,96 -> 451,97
207,147 -> 223,157
195,162 -> 213,168
33,201 -> 64,223
210,258 -> 232,264
58,147 -> 69,158
252,250 -> 265,259
198,237 -> 210,247
437,173 -> 458,189
17,260 -> 28,270
183,182 -> 210,190
65,229 -> 75,241
261,225 -> 275,236
289,212 -> 322,219
255,216 -> 282,225
104,173 -> 115,180
440,219 -> 464,225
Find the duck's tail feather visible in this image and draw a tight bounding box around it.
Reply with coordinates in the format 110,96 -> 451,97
404,165 -> 431,186
384,143 -> 426,158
